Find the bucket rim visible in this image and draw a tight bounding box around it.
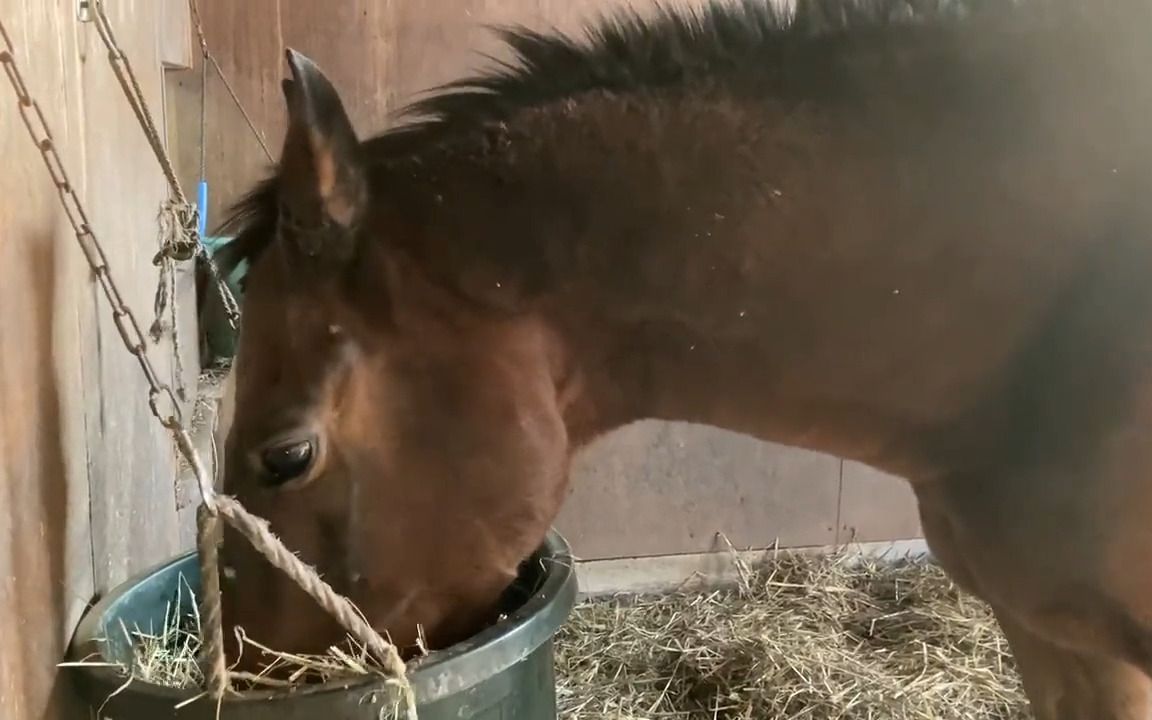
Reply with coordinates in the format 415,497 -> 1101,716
67,528 -> 577,707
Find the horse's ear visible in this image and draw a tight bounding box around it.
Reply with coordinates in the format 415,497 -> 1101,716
277,49 -> 365,260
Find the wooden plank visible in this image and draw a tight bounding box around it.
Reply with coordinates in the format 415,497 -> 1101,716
277,0 -> 393,122
0,2 -> 94,717
385,0 -> 513,107
195,0 -> 283,226
76,0 -> 185,590
0,1 -> 223,717
162,62 -> 207,410
160,0 -> 193,69
165,62 -> 205,222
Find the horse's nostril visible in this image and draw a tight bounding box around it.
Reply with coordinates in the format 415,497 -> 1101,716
260,438 -> 315,485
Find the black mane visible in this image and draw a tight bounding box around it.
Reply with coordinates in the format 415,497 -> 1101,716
390,0 -> 987,140
215,0 -> 1002,276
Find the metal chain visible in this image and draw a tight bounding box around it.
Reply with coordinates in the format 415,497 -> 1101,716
1,16 -> 415,716
1,20 -> 190,441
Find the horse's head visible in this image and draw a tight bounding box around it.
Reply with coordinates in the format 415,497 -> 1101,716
218,50 -> 573,664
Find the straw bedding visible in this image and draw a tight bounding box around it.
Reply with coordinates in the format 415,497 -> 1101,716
555,551 -> 1028,719
102,550 -> 1028,718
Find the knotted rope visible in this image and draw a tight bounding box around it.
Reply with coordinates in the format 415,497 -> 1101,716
190,489 -> 417,716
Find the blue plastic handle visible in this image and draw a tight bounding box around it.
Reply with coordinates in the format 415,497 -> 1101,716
197,180 -> 209,237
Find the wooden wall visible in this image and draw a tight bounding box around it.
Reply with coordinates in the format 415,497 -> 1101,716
184,0 -> 924,564
0,1 -> 198,716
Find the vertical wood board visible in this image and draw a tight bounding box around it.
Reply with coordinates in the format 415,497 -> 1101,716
0,0 -> 194,716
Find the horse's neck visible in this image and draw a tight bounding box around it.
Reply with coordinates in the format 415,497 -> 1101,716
549,293 -> 944,480
549,194 -> 1152,485
540,150 -> 1139,482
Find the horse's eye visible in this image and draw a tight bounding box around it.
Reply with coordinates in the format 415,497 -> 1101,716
260,439 -> 315,485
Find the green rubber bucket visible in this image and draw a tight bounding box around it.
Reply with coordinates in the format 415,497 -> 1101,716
68,530 -> 577,719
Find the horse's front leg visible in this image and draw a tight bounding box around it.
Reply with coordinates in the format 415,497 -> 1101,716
992,606 -> 1151,720
915,470 -> 1152,720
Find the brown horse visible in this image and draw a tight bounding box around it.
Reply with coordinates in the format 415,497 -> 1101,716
215,0 -> 1152,716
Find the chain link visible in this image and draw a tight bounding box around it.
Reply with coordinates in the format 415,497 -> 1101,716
2,18 -> 194,457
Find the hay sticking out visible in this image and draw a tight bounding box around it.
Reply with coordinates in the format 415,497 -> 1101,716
227,629 -> 396,689
128,614 -> 204,689
123,575 -> 205,689
76,571 -> 397,693
556,551 -> 1028,719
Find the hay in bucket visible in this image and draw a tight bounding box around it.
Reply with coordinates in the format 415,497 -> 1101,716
555,548 -> 1029,719
63,571 -> 406,699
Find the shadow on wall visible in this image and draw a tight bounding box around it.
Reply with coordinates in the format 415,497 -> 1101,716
0,225 -> 89,719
